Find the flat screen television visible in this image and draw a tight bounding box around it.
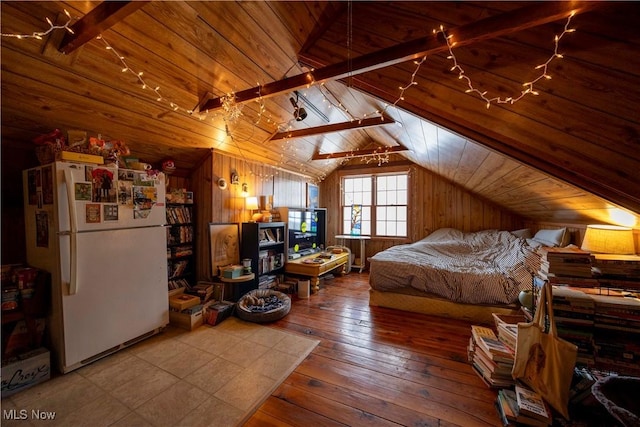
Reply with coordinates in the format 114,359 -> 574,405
283,208 -> 326,258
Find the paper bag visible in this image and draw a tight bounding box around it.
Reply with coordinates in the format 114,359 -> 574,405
512,282 -> 577,419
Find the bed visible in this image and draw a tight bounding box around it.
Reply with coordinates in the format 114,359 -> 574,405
368,227 -> 557,323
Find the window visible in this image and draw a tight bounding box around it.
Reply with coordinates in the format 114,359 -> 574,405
342,172 -> 408,237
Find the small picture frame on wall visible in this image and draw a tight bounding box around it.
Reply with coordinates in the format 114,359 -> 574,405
307,183 -> 319,209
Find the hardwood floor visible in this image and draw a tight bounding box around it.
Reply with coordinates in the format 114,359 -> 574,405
246,272 -> 502,427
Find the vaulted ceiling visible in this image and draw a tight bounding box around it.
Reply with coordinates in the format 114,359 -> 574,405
2,1 -> 639,227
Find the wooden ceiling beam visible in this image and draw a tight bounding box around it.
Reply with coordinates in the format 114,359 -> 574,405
58,1 -> 150,54
312,144 -> 409,161
269,114 -> 396,142
199,1 -> 602,112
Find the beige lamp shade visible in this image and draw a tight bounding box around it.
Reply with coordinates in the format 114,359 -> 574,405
245,196 -> 262,221
581,224 -> 636,254
245,196 -> 259,211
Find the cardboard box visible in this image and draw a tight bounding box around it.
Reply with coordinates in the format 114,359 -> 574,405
204,301 -> 235,326
169,308 -> 203,331
222,265 -> 243,279
59,150 -> 104,164
1,347 -> 50,398
168,293 -> 200,311
3,319 -> 46,358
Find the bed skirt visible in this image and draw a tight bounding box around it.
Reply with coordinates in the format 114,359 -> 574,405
368,287 -> 521,325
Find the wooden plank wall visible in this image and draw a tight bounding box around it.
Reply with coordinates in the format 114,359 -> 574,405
320,162 -> 526,265
190,150 -> 310,281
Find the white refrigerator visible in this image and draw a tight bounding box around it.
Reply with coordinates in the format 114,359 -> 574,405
23,161 -> 169,373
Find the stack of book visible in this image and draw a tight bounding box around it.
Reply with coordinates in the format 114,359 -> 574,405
258,274 -> 277,290
186,282 -> 215,303
468,325 -> 515,388
492,313 -> 527,353
541,246 -> 594,281
592,254 -> 640,290
495,385 -> 552,426
591,294 -> 640,375
551,286 -> 596,367
568,366 -> 598,407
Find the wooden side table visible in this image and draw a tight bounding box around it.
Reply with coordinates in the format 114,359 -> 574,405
335,234 -> 371,273
219,273 -> 255,302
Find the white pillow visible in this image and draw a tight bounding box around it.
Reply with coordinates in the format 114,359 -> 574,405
511,228 -> 532,239
526,238 -> 544,248
532,228 -> 569,247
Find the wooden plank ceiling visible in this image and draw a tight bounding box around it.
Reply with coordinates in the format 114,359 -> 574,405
1,1 -> 639,226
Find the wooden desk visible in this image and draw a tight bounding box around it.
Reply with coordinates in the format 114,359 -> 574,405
335,234 -> 370,273
285,252 -> 350,293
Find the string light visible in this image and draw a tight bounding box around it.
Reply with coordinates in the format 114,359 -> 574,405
220,92 -> 243,123
4,8 -> 579,178
1,9 -> 74,39
437,12 -> 576,108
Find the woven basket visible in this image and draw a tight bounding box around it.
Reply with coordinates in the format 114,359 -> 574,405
236,289 -> 291,323
35,144 -> 60,165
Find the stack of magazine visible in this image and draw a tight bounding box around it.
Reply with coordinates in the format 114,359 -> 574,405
495,385 -> 552,426
468,325 -> 515,388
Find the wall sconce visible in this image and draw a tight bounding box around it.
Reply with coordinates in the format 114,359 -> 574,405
230,171 -> 240,186
581,224 -> 636,254
241,182 -> 249,198
245,196 -> 261,222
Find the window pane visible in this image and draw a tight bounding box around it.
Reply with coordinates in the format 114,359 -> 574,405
397,191 -> 407,205
361,220 -> 371,235
376,221 -> 386,236
397,221 -> 407,236
398,206 -> 407,220
378,176 -> 387,190
362,192 -> 371,205
344,179 -> 353,192
387,222 -> 397,236
377,206 -> 386,220
378,192 -> 387,205
397,175 -> 407,190
388,191 -> 397,205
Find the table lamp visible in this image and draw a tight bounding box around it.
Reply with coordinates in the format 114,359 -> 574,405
581,224 -> 636,254
245,196 -> 261,222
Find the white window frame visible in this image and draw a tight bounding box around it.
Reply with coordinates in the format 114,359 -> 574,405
341,169 -> 409,238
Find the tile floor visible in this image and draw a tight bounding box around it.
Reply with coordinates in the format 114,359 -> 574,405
1,317 -> 319,427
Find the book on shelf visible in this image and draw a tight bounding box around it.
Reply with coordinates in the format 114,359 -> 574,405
592,254 -> 640,278
265,228 -> 276,242
540,246 -> 594,278
515,384 -> 551,425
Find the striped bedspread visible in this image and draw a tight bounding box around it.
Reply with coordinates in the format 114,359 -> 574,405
368,228 -> 541,304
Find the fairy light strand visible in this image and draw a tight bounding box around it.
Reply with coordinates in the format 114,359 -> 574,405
438,12 -> 576,109
1,9 -> 74,39
4,8 -> 579,178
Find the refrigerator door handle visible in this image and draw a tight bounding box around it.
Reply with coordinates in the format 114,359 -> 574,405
63,168 -> 79,295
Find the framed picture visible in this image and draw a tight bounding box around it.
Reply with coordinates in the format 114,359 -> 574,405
307,183 -> 319,208
208,222 -> 240,278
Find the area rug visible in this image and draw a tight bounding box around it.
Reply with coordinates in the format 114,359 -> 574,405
3,317 -> 319,427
